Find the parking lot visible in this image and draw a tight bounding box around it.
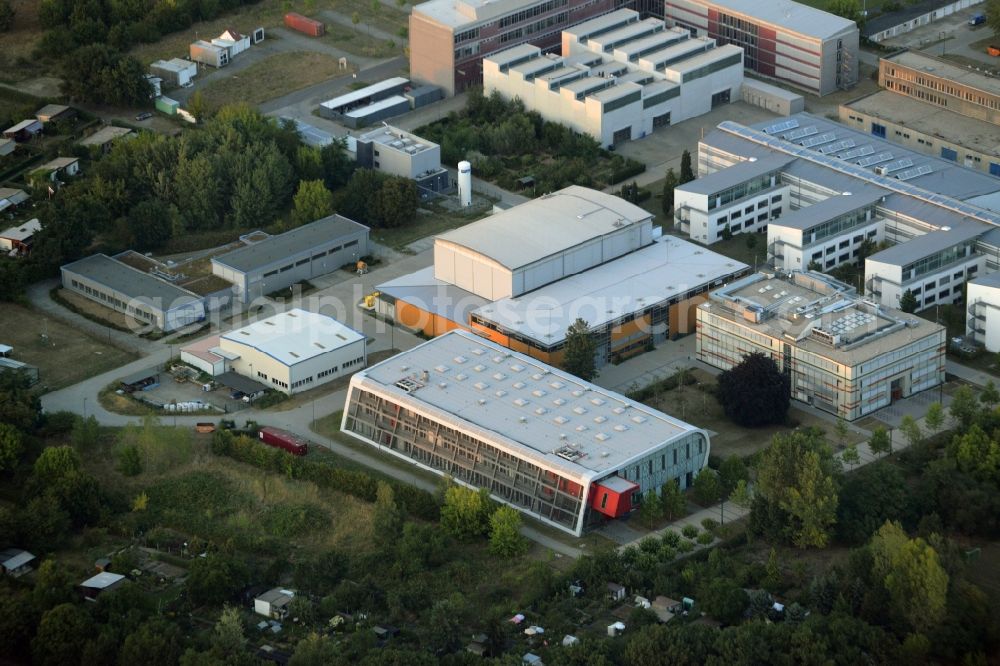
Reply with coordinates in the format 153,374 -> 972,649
120,366 -> 251,415
881,11 -> 1000,73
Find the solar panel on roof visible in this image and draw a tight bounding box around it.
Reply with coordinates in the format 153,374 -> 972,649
784,126 -> 818,141
762,118 -> 799,134
878,158 -> 914,174
895,165 -> 933,181
818,139 -> 855,154
838,145 -> 875,160
857,152 -> 894,167
800,132 -> 837,148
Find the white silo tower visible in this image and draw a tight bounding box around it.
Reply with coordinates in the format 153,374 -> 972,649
458,160 -> 472,207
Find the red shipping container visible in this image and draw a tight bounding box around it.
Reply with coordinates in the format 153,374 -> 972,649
258,426 -> 310,456
285,12 -> 325,37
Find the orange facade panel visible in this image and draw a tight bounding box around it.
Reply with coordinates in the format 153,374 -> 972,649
397,300 -> 464,338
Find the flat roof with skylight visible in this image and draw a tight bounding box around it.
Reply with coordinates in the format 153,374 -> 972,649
221,309 -> 363,366
350,330 -> 704,479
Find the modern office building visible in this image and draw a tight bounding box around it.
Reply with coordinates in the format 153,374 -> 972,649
354,125 -> 450,193
841,90 -> 1000,177
696,270 -> 946,420
674,154 -> 792,244
375,185 -> 748,365
967,271 -> 1000,352
483,9 -> 743,148
410,0 -> 627,96
341,329 -> 711,536
61,254 -> 206,332
212,309 -> 366,394
665,0 -> 859,96
212,215 -> 369,304
879,50 -> 1000,126
865,224 -> 986,313
683,113 -> 1000,312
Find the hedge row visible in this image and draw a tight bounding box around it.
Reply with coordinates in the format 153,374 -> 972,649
211,429 -> 440,521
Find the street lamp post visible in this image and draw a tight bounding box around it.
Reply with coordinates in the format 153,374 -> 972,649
83,397 -> 87,418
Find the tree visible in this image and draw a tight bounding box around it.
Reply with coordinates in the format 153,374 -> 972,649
290,632 -> 339,666
949,385 -> 980,430
290,179 -> 334,228
716,353 -> 790,427
988,0 -> 1000,39
718,455 -> 748,494
70,415 -> 100,450
126,199 -> 173,251
692,468 -> 722,506
868,426 -> 892,457
980,379 -> 1000,408
729,479 -> 752,509
562,318 -> 597,381
33,445 -> 81,482
834,418 -> 849,448
899,289 -> 918,313
186,90 -> 206,121
186,553 -> 246,606
373,176 -> 418,228
870,521 -> 948,633
440,484 -> 493,540
698,578 -> 748,625
661,167 -> 678,215
828,0 -> 863,24
924,401 -> 945,432
720,224 -> 733,241
372,481 -> 403,549
0,422 -> 23,472
117,444 -> 142,476
0,0 -> 14,32
61,44 -> 151,106
489,505 -> 527,557
119,618 -> 183,666
660,479 -> 687,521
899,415 -> 922,449
757,431 -> 839,548
638,489 -> 664,528
838,463 -> 908,544
763,547 -> 781,591
842,442 -> 860,469
679,149 -> 694,184
32,603 -> 94,666
212,606 -> 247,656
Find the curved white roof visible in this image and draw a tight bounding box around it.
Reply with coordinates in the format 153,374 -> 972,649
435,185 -> 652,270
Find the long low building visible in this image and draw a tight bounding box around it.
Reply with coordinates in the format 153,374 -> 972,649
212,215 -> 369,304
697,270 -> 945,420
188,309 -> 366,394
342,330 -> 710,536
484,9 -> 743,148
61,254 -> 205,331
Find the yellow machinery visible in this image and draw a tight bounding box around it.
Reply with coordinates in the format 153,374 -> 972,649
363,290 -> 380,308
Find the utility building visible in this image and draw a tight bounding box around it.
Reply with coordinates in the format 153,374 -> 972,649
342,330 -> 710,536
697,271 -> 945,420
212,215 -> 369,304
354,125 -> 450,194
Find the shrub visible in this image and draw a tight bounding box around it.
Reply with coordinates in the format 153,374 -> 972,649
678,540 -> 695,553
701,518 -> 719,532
658,545 -> 677,562
681,524 -> 699,539
661,530 -> 681,548
639,537 -> 660,554
696,532 -> 715,545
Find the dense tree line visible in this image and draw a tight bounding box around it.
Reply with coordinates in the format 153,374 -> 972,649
418,87 -> 644,193
1,106 -> 361,300
35,0 -> 264,106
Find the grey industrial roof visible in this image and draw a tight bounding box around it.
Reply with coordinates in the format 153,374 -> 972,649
435,185 -> 651,271
883,51 -> 1000,98
413,0 -> 546,28
677,154 -> 794,195
970,270 -> 1000,289
377,266 -> 489,325
212,215 -> 368,274
320,77 -> 409,111
79,125 -> 133,147
61,254 -> 200,309
221,308 -> 364,367
352,329 -> 705,479
769,187 -> 884,231
357,126 -> 438,155
865,0 -> 966,36
680,0 -> 857,39
845,90 -> 1000,158
868,223 -> 989,267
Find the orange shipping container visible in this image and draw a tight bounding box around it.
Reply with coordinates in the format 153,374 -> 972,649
285,12 -> 325,37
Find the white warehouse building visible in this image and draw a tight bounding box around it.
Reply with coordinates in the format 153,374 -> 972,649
341,330 -> 710,536
188,309 -> 367,394
483,9 -> 743,149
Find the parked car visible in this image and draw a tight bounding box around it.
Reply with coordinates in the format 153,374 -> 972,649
230,389 -> 245,400
970,13 -> 986,26
135,112 -> 153,121
243,390 -> 265,403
